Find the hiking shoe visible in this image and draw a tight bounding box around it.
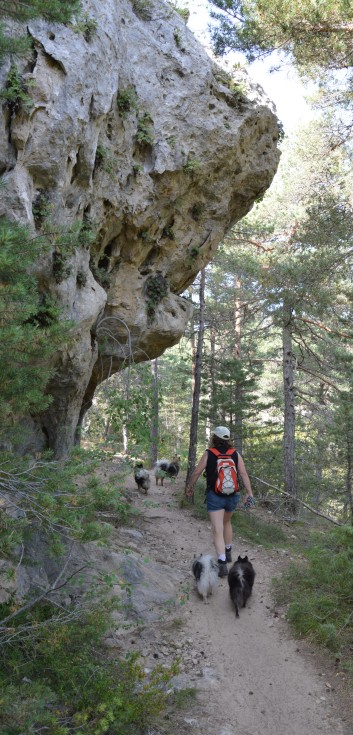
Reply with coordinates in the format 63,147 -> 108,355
225,547 -> 232,563
218,560 -> 228,578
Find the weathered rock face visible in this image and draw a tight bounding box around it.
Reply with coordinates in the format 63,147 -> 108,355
0,0 -> 280,456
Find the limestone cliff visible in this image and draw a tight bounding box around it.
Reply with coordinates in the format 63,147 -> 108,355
0,0 -> 280,456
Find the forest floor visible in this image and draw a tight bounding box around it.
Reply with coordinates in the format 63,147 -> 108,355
109,464 -> 353,735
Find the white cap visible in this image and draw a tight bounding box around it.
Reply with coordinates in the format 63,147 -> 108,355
213,426 -> 230,439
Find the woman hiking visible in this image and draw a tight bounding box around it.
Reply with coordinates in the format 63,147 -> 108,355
185,426 -> 255,577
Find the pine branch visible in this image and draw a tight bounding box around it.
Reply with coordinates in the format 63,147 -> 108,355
251,475 -> 342,526
0,556 -> 87,629
296,316 -> 353,340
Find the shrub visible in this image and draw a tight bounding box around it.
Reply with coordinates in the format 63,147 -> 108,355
0,64 -> 35,115
0,219 -> 72,439
183,157 -> 201,175
0,447 -> 183,734
136,112 -> 154,146
274,526 -> 353,670
131,0 -> 153,20
117,86 -> 138,116
145,273 -> 168,323
0,602 -> 177,734
0,1 -> 81,60
70,12 -> 98,41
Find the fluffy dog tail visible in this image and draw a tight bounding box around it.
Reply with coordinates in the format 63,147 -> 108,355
192,554 -> 219,603
228,556 -> 255,617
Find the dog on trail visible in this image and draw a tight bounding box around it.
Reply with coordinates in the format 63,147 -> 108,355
134,463 -> 150,494
154,456 -> 180,486
228,555 -> 255,618
192,554 -> 219,603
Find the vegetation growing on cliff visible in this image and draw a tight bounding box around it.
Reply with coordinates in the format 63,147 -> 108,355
0,450 -> 183,735
0,0 -> 81,58
0,220 -> 61,439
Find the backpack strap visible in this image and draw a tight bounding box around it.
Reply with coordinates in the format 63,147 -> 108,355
226,447 -> 238,470
208,448 -> 220,457
209,447 -> 237,461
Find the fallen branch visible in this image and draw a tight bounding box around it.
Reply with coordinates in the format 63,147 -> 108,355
250,475 -> 342,526
0,552 -> 87,629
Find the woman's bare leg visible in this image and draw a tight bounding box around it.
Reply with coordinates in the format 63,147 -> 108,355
209,509 -> 226,557
223,511 -> 233,547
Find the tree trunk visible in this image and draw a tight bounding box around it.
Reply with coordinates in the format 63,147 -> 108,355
150,358 -> 159,467
282,299 -> 296,512
345,429 -> 353,525
233,279 -> 243,454
185,268 -> 206,491
210,324 -> 217,408
122,424 -> 129,454
313,384 -> 326,507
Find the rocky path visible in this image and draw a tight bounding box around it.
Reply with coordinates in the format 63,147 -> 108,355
115,470 -> 353,735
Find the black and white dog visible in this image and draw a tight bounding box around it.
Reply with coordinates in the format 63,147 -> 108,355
228,555 -> 255,617
155,456 -> 180,486
192,554 -> 219,603
134,463 -> 150,494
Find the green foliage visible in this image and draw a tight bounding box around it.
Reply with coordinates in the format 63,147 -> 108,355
76,268 -> 87,287
0,0 -> 81,59
233,508 -> 288,546
209,0 -> 353,68
0,449 -> 133,560
213,66 -> 248,102
95,144 -> 116,175
167,2 -> 190,22
209,0 -> 353,130
145,273 -> 168,323
0,218 -> 97,444
183,157 -> 201,174
90,261 -> 112,290
136,112 -> 154,146
32,189 -> 51,228
0,24 -> 31,60
274,527 -> 353,669
0,601 -> 176,735
70,11 -> 98,41
167,135 -> 177,148
0,445 -> 190,733
161,224 -> 175,240
189,245 -> 199,259
0,64 -> 35,115
0,221 -> 59,435
173,28 -> 185,49
0,0 -> 81,23
130,0 -> 153,20
117,86 -> 138,116
86,363 -> 161,455
190,202 -> 204,221
51,221 -> 95,284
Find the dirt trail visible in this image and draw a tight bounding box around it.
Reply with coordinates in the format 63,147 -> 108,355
123,470 -> 353,735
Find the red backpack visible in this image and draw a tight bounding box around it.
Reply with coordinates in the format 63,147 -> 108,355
208,448 -> 239,496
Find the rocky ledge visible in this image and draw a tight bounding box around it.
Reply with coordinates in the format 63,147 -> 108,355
0,0 -> 280,455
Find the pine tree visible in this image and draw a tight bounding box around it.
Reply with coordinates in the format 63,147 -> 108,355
0,220 -> 67,447
0,0 -> 81,59
226,121 -> 353,508
185,268 -> 206,492
209,0 -> 353,136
